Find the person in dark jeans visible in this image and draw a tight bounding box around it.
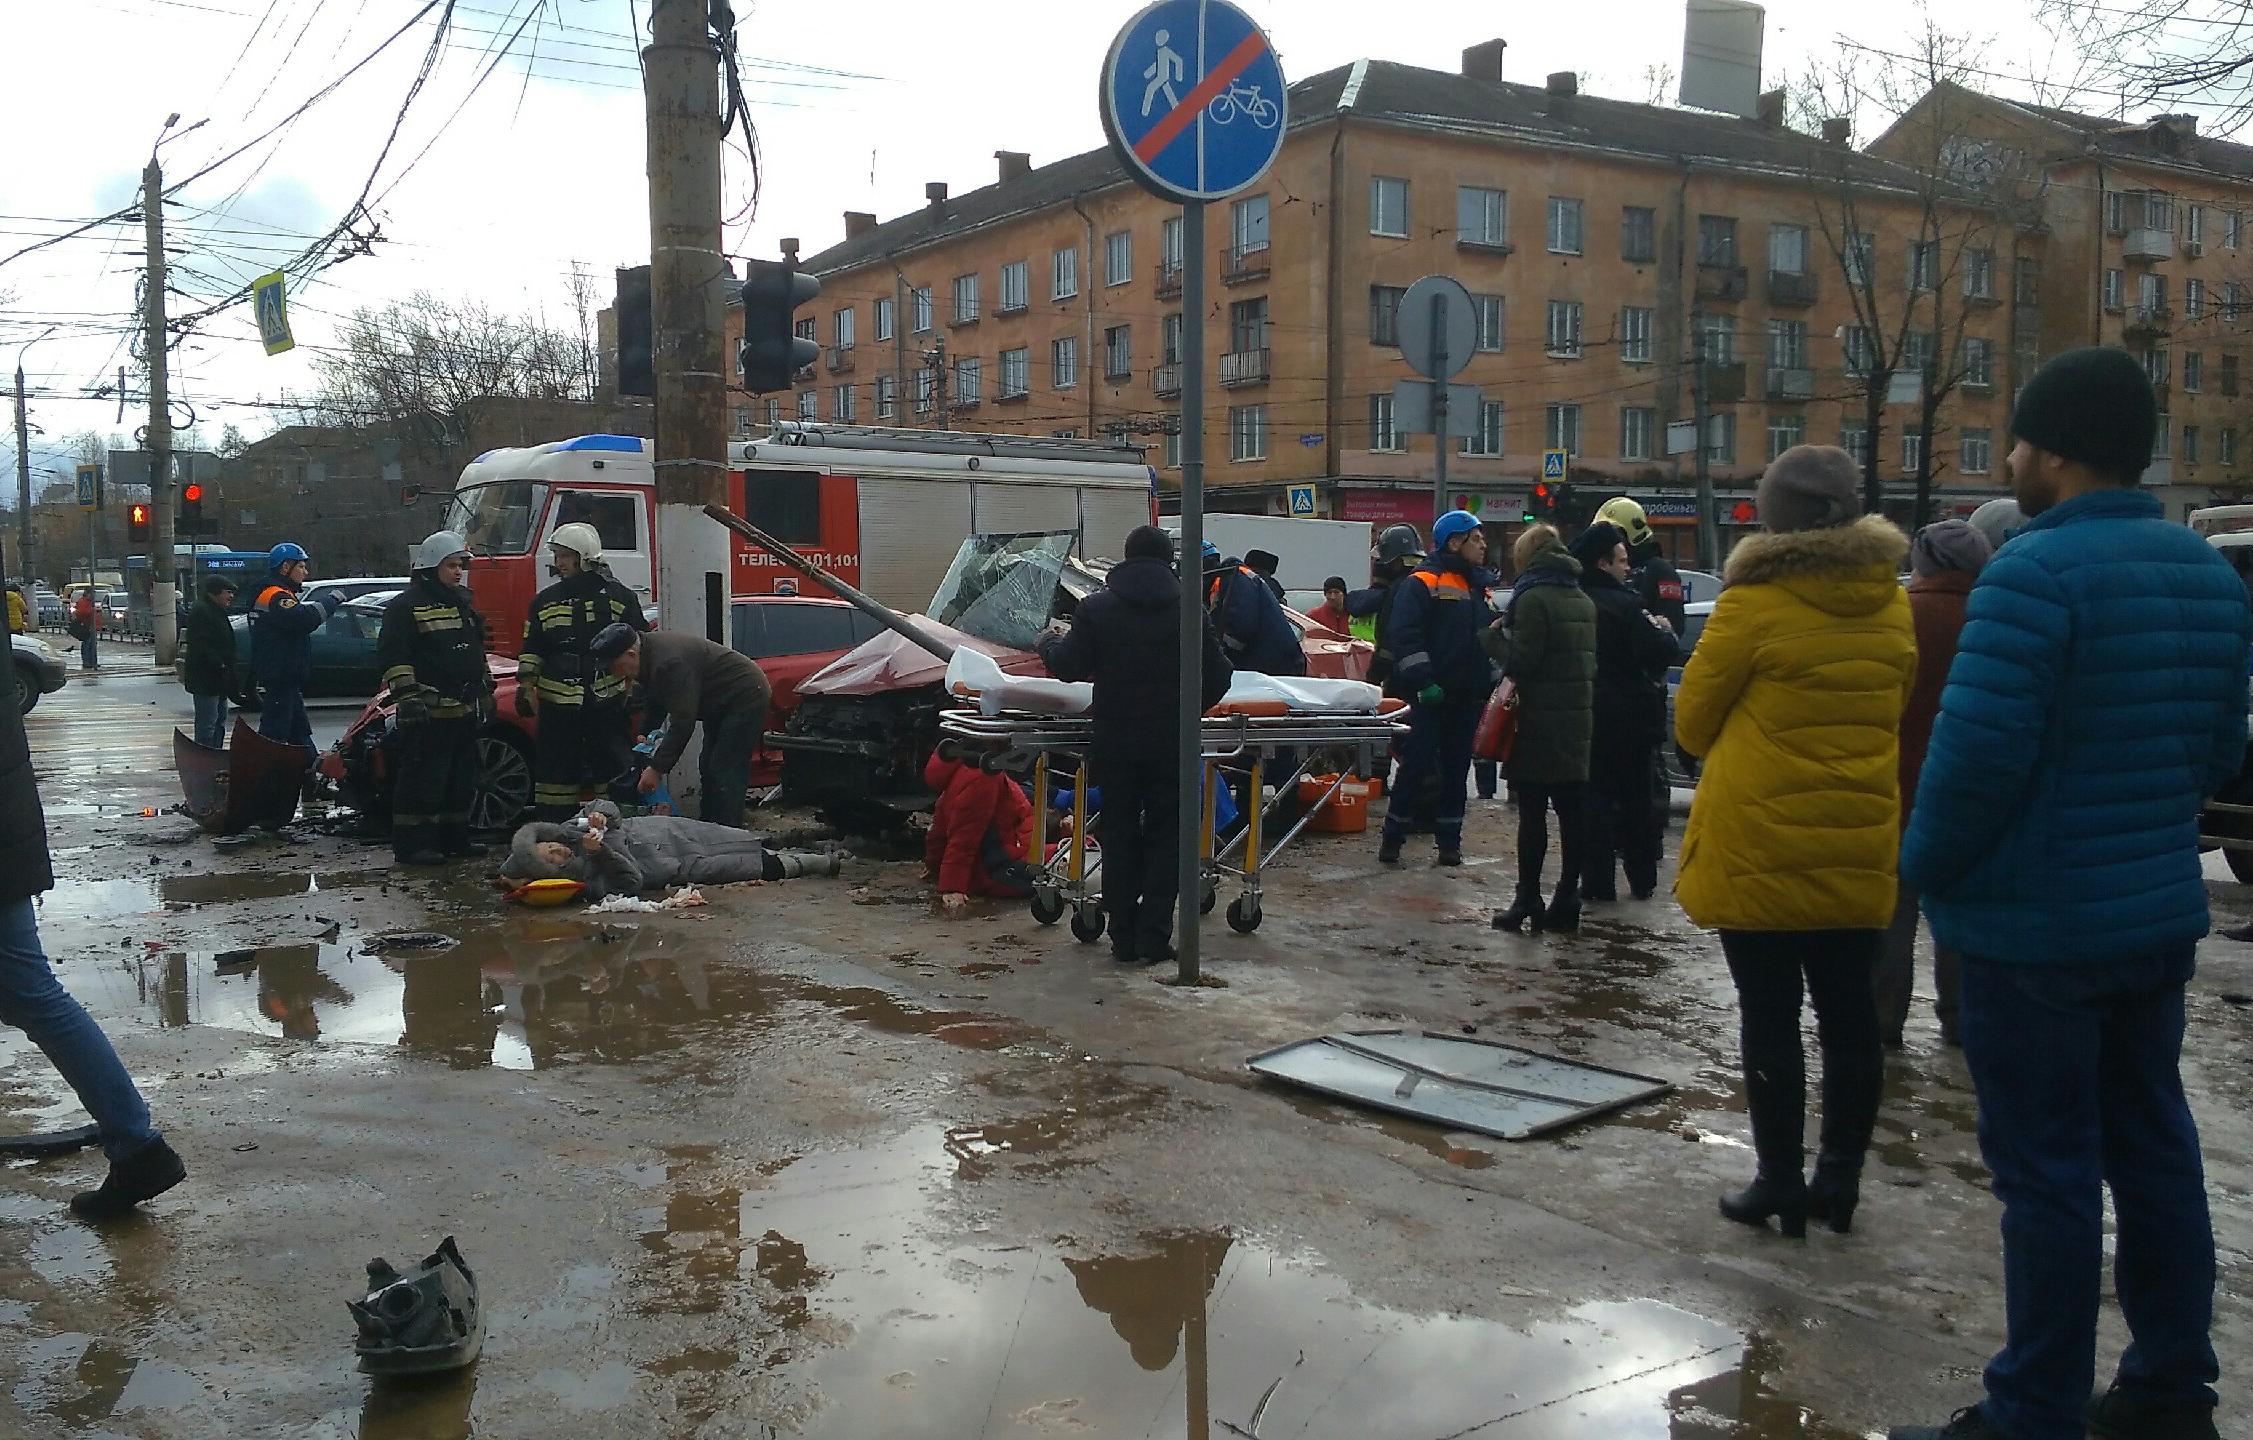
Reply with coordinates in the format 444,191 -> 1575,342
595,624 -> 772,830
1487,523 -> 1595,931
1674,446 -> 1915,1240
1895,348 -> 2243,1440
1569,522 -> 1679,903
182,574 -> 240,749
1041,526 -> 1231,965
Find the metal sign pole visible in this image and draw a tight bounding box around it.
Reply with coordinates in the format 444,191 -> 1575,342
1429,294 -> 1451,525
1175,198 -> 1207,986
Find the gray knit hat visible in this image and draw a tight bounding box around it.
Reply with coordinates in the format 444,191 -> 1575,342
1909,519 -> 1993,579
1967,496 -> 2024,550
1757,445 -> 1861,534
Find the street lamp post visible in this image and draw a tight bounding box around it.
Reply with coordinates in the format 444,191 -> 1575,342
14,325 -> 57,584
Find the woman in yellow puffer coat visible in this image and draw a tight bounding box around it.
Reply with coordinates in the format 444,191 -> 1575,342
1675,445 -> 1914,1242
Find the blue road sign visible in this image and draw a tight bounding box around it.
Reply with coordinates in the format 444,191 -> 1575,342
1102,0 -> 1287,204
1542,449 -> 1569,480
1287,483 -> 1317,517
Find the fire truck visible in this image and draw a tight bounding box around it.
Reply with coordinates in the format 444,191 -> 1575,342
446,424 -> 1157,655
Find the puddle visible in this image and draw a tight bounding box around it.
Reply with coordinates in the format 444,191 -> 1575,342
1280,1092 -> 1500,1169
9,1334 -> 201,1426
356,1371 -> 477,1440
159,869 -> 381,906
626,1128 -> 1863,1438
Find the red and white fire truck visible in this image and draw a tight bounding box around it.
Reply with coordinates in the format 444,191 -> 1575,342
447,424 -> 1158,655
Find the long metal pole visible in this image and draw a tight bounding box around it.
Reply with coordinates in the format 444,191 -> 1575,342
145,157 -> 179,666
1175,199 -> 1208,985
644,0 -> 730,809
1692,342 -> 1718,569
1430,295 -> 1451,524
12,364 -> 30,582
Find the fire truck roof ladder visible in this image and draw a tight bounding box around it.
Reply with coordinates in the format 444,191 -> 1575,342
766,422 -> 1145,465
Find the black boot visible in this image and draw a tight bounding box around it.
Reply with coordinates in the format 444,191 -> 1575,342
1806,1151 -> 1863,1234
1377,833 -> 1404,865
1491,886 -> 1545,932
2087,1385 -> 2221,1440
1543,883 -> 1581,934
1719,1171 -> 1808,1238
70,1136 -> 186,1220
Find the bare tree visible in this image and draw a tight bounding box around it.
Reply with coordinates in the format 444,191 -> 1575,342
2041,0 -> 2253,132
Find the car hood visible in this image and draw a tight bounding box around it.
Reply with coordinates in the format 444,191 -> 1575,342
797,616 -> 1045,697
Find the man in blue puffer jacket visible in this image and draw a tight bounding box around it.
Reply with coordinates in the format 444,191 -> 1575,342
1894,348 -> 2249,1440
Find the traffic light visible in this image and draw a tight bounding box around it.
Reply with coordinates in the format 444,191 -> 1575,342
1552,482 -> 1576,523
181,482 -> 205,536
739,257 -> 822,396
1532,482 -> 1553,517
128,503 -> 151,545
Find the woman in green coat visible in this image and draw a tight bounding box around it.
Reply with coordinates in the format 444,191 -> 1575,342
1488,524 -> 1597,933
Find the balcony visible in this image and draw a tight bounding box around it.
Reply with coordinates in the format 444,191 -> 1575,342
1767,270 -> 1816,306
825,345 -> 856,374
1702,361 -> 1748,403
2124,227 -> 2175,262
1696,264 -> 1748,302
1153,361 -> 1183,397
2126,303 -> 2175,338
1223,244 -> 1271,286
1963,285 -> 2002,309
1765,365 -> 1816,400
1156,262 -> 1182,300
1220,348 -> 1271,387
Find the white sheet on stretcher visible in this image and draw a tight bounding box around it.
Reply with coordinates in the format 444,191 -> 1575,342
946,647 -> 1382,717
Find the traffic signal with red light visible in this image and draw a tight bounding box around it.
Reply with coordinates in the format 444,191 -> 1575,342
1532,482 -> 1552,516
128,503 -> 151,545
181,482 -> 205,535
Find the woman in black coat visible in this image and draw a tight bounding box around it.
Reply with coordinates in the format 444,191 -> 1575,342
1570,522 -> 1681,902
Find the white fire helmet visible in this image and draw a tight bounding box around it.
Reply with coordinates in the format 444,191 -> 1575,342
549,522 -> 604,565
412,530 -> 472,571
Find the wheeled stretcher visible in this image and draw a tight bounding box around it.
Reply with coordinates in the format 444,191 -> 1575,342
934,702 -> 1407,939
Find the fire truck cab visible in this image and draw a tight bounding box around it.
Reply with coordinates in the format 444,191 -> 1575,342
450,424 -> 1157,656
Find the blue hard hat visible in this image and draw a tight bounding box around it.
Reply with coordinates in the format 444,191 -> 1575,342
1201,539 -> 1221,559
1432,510 -> 1483,549
268,542 -> 309,570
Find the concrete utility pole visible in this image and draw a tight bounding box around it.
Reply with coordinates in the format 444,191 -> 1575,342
643,0 -> 731,814
1691,332 -> 1719,570
145,152 -> 179,667
13,345 -> 37,582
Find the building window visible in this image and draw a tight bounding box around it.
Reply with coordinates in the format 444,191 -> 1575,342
2186,424 -> 2203,463
2139,271 -> 2168,315
834,308 -> 855,348
1840,420 -> 1869,465
1230,193 -> 1271,260
1229,297 -> 1269,354
1544,403 -> 1582,455
1767,413 -> 1807,462
1903,328 -> 1935,375
1962,336 -> 1995,388
1104,231 -> 1132,287
2146,191 -> 2175,232
1909,240 -> 1938,292
1161,312 -> 1184,364
1052,336 -> 1079,389
1697,215 -> 1738,267
1229,404 -> 1268,461
1706,412 -> 1737,465
1768,223 -> 1807,275
1963,248 -> 1996,299
833,384 -> 856,422
912,286 -> 933,333
874,297 -> 894,342
795,315 -> 817,355
2225,352 -> 2241,395
2224,427 -> 2239,465
1458,186 -> 1506,246
951,273 -> 980,323
2154,414 -> 2172,459
1472,294 -> 1504,351
2188,278 -> 2206,320
1843,325 -> 1875,378
1104,324 -> 1132,379
1160,416 -> 1181,469
1048,249 -> 1076,301
875,373 -> 896,420
1961,427 -> 1993,474
2106,190 -> 2127,233
1547,196 -> 1584,255
1902,429 -> 1925,475
1545,300 -> 1584,357
2014,257 -> 2042,308
1620,406 -> 1655,461
797,390 -> 818,420
2145,346 -> 2169,387
2104,269 -> 2125,312
1369,393 -> 1405,452
1162,215 -> 1184,277
733,405 -> 751,436
764,398 -> 783,428
1696,312 -> 1735,365
1370,285 -> 1407,346
1370,175 -> 1411,237
2231,210 -> 2246,249
1461,400 -> 1505,457
1000,347 -> 1029,398
999,260 -> 1030,312
1843,231 -> 1875,290
1767,318 -> 1808,369
954,357 -> 982,406
1620,306 -> 1654,364
1621,206 -> 1656,263
914,367 -> 936,414
2186,350 -> 2204,392
2230,282 -> 2247,321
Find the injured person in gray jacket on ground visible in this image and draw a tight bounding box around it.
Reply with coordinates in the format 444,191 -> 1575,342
500,802 -> 843,900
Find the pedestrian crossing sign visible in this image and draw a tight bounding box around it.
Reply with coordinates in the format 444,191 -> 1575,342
252,270 -> 295,356
1542,449 -> 1568,480
1287,484 -> 1317,517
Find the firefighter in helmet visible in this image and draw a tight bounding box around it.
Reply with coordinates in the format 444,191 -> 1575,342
515,522 -> 648,819
378,531 -> 495,865
1593,497 -> 1686,636
1348,524 -> 1427,695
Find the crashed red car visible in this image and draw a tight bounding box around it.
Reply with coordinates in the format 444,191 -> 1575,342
322,596 -> 885,830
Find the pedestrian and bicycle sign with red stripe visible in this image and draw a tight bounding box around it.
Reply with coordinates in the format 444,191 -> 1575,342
1101,0 -> 1287,204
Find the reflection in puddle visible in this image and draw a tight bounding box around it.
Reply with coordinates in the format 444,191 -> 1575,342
9,1334 -> 201,1426
357,1370 -> 476,1440
158,869 -> 380,906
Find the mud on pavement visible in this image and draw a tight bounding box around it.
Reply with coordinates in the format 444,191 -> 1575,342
4,674 -> 2250,1438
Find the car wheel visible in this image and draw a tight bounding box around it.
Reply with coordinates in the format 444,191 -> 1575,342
471,729 -> 534,832
12,661 -> 36,715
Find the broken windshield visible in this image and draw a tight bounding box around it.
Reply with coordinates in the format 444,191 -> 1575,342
445,480 -> 547,556
927,531 -> 1075,651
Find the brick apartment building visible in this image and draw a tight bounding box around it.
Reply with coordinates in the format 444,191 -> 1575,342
779,43 -> 2031,562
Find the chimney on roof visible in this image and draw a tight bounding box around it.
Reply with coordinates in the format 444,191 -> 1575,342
995,150 -> 1032,183
1755,88 -> 1785,127
844,211 -> 877,239
925,181 -> 949,210
1822,116 -> 1852,147
1461,39 -> 1507,83
1545,70 -> 1577,112
2150,113 -> 2199,151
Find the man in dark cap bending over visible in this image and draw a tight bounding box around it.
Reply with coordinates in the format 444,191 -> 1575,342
591,622 -> 771,829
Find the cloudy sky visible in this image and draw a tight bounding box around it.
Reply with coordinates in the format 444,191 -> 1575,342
0,0 -> 2144,499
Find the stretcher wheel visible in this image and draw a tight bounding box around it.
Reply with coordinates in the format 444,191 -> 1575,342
1198,883 -> 1218,915
1226,896 -> 1263,933
934,738 -> 963,763
1029,889 -> 1065,925
1069,907 -> 1107,943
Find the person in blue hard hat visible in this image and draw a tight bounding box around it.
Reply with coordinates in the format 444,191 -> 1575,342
249,542 -> 327,764
1376,510 -> 1500,867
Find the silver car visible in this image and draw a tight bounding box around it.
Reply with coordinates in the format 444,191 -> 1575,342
10,631 -> 69,713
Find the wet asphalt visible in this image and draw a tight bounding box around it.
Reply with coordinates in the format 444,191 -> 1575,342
2,660 -> 2249,1439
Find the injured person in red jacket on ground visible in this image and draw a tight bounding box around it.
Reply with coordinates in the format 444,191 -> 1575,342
923,752 -> 1037,914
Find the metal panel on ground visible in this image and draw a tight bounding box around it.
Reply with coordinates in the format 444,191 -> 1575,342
1246,1030 -> 1672,1140
853,476 -> 973,611
971,482 -> 1081,541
